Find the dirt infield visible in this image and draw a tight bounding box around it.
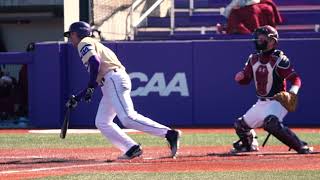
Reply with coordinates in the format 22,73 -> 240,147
1,128 -> 320,179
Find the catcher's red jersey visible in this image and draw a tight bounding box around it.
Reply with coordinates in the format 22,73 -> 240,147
239,50 -> 301,98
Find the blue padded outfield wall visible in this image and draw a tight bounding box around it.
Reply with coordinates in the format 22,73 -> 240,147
0,39 -> 319,128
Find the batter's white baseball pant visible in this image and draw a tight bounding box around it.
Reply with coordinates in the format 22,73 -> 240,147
95,69 -> 170,153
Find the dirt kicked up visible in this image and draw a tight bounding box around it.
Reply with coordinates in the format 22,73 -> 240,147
0,128 -> 320,179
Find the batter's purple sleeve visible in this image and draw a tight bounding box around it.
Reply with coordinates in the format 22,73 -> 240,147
88,55 -> 100,88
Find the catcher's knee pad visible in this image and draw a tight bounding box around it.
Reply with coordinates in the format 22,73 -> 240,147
263,115 -> 281,132
234,117 -> 254,150
263,115 -> 304,152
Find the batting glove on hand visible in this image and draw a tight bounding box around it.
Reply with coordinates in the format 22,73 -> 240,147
84,88 -> 94,102
66,95 -> 78,109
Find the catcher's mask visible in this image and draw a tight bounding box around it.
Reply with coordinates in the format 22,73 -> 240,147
253,25 -> 279,51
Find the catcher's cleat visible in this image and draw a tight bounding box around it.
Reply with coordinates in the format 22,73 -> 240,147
230,140 -> 259,153
298,145 -> 313,154
118,145 -> 143,160
166,129 -> 182,158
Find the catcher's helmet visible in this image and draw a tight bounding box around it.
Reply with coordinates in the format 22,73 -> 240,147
253,25 -> 279,42
64,21 -> 92,38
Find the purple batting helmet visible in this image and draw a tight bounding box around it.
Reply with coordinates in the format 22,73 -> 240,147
64,21 -> 92,38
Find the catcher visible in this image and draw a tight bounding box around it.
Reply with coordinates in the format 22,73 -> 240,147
231,25 -> 313,154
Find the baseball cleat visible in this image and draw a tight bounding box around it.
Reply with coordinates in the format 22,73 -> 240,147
118,144 -> 143,160
298,145 -> 313,154
230,146 -> 259,154
230,140 -> 259,153
166,129 -> 182,158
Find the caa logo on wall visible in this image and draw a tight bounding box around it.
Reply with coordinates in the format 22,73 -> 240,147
129,72 -> 189,97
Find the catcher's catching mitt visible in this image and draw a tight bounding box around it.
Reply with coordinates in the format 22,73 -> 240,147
273,91 -> 298,112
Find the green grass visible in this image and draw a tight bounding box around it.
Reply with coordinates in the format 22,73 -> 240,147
35,170 -> 320,180
2,131 -> 320,179
0,131 -> 320,149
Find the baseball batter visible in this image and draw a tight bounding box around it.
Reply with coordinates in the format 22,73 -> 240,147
231,25 -> 313,154
64,21 -> 181,159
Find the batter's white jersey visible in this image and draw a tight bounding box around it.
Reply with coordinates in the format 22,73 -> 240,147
77,37 -> 125,84
76,37 -> 171,153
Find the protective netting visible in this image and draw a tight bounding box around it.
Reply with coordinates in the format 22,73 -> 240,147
90,0 -> 132,26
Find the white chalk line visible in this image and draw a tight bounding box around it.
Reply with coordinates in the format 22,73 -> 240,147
0,156 -> 181,175
0,161 -> 123,175
28,129 -> 139,134
1,156 -> 48,159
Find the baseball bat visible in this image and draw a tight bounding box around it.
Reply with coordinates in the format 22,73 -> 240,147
262,133 -> 271,147
60,107 -> 71,139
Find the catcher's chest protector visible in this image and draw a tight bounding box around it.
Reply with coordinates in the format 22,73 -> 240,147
250,54 -> 284,97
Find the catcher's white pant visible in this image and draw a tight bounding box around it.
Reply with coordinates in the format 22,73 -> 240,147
243,99 -> 288,128
95,69 -> 170,153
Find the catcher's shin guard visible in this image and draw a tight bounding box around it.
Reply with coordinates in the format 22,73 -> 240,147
233,117 -> 255,151
263,115 -> 306,153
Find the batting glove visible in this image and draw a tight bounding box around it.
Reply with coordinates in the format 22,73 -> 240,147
84,88 -> 94,102
66,95 -> 78,109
